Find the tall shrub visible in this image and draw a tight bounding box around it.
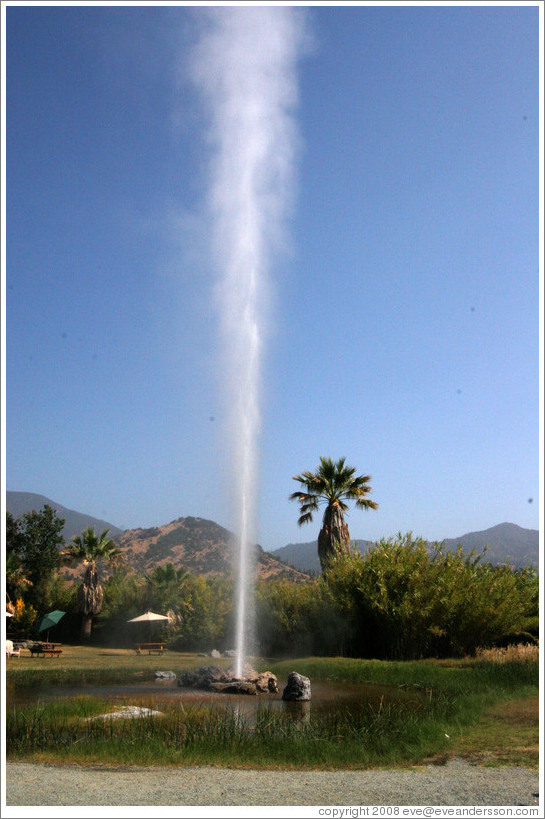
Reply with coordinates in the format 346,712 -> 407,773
169,575 -> 233,651
256,578 -> 346,657
324,534 -> 535,659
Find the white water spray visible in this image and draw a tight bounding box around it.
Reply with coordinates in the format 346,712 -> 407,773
192,8 -> 305,677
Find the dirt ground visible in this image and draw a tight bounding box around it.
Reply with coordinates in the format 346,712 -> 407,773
5,757 -> 540,810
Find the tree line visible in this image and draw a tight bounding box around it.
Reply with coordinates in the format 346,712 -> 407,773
6,506 -> 538,658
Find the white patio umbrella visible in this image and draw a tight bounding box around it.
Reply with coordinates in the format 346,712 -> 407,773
127,610 -> 169,642
127,610 -> 169,624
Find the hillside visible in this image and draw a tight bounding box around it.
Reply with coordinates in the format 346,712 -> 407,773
6,491 -> 123,542
272,539 -> 373,575
440,523 -> 539,569
114,516 -> 310,582
6,492 -> 309,582
271,523 -> 539,574
7,490 -> 537,579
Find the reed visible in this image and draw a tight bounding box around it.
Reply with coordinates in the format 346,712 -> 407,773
474,644 -> 539,664
6,692 -> 455,769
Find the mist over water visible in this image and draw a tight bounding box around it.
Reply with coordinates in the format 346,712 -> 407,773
191,8 -> 306,676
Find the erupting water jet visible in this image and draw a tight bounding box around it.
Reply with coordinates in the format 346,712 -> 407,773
191,7 -> 306,674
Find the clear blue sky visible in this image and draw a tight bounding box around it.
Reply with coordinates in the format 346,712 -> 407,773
4,2 -> 541,551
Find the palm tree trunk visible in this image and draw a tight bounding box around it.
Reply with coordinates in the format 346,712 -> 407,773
318,504 -> 350,572
78,564 -> 103,641
80,613 -> 93,640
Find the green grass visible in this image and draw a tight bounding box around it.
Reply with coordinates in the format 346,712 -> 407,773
6,644 -> 218,686
268,655 -> 538,694
6,694 -> 454,769
6,647 -> 539,770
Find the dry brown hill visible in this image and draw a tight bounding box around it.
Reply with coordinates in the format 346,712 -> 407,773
113,516 -> 310,582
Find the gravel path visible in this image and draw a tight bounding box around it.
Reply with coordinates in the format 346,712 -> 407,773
5,759 -> 540,808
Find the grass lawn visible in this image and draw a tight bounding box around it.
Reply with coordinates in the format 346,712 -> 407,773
6,643 -> 212,684
447,696 -> 539,769
5,645 -> 539,770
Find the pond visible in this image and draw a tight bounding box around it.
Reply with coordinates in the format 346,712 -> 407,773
5,676 -> 428,726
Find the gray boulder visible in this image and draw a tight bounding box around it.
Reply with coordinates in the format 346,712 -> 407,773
177,663 -> 279,695
210,649 -> 221,658
282,671 -> 311,701
178,665 -> 225,688
155,670 -> 176,679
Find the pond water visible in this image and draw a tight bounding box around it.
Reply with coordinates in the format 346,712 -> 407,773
6,677 -> 427,725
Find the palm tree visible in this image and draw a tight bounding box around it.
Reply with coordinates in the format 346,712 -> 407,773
61,527 -> 122,640
143,563 -> 191,613
290,456 -> 378,572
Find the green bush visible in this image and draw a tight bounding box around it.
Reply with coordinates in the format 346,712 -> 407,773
168,575 -> 233,652
256,579 -> 345,657
323,534 -> 538,659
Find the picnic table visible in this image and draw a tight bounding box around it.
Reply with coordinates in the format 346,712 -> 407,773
29,642 -> 63,657
135,642 -> 166,655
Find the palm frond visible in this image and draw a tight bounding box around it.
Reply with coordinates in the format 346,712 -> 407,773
354,498 -> 379,511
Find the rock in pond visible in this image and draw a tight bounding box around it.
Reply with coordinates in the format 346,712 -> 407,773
178,665 -> 225,689
254,671 -> 279,694
282,671 -> 311,701
210,681 -> 257,695
177,664 -> 279,695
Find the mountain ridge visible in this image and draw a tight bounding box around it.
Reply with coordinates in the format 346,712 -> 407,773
114,516 -> 309,582
6,492 -> 538,576
6,491 -> 124,542
5,492 -> 308,583
270,522 -> 539,574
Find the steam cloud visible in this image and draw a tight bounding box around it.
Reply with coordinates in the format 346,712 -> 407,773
191,7 -> 306,674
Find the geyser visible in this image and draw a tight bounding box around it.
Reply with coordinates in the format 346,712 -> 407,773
192,7 -> 305,676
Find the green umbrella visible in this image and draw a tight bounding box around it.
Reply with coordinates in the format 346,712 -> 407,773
32,610 -> 66,642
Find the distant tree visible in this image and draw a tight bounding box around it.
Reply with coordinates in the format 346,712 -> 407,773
256,577 -> 342,657
61,527 -> 122,640
169,575 -> 232,652
5,551 -> 32,612
6,513 -> 25,613
6,507 -> 65,609
101,567 -> 143,623
290,456 -> 378,572
9,597 -> 38,637
6,512 -> 24,558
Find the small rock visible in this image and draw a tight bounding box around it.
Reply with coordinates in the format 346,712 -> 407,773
155,670 -> 176,679
210,649 -> 221,658
87,706 -> 163,721
282,671 -> 311,701
226,662 -> 257,679
210,681 -> 257,695
254,671 -> 279,693
223,649 -> 237,658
